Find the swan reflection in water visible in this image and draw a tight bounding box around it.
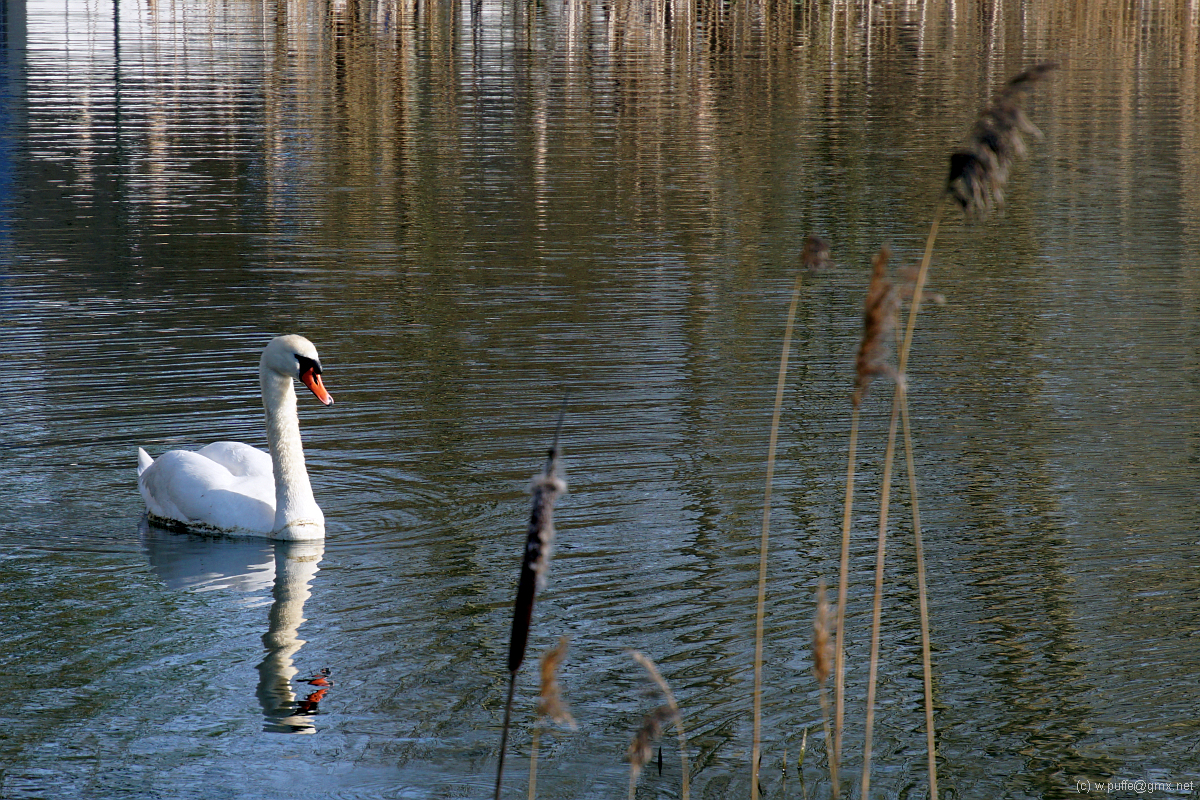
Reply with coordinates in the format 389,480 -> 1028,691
141,522 -> 331,734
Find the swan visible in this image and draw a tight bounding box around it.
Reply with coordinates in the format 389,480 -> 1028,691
137,335 -> 334,540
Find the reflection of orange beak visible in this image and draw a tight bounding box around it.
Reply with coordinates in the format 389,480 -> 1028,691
300,367 -> 334,406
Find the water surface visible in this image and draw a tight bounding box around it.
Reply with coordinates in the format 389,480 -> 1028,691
2,0 -> 1199,798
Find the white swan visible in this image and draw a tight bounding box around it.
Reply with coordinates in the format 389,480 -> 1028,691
137,335 -> 334,540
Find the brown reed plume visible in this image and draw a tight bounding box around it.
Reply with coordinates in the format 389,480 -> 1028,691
536,637 -> 575,729
494,410 -> 568,800
626,650 -> 690,800
811,580 -> 837,796
627,705 -> 674,796
528,637 -> 575,800
801,234 -> 832,271
947,62 -> 1057,219
752,272 -> 805,800
851,247 -> 901,408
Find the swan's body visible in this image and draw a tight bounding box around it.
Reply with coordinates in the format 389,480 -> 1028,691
138,335 -> 334,540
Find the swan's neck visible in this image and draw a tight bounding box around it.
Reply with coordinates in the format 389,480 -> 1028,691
262,371 -> 324,537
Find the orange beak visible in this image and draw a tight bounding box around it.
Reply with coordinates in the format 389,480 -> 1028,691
300,367 -> 334,406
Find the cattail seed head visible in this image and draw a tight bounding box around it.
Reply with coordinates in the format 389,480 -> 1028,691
528,466 -> 567,592
507,445 -> 568,675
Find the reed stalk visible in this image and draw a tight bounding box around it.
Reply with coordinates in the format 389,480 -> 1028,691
831,403 -> 858,795
859,382 -> 900,799
832,246 -> 899,800
859,207 -> 943,798
528,727 -> 541,800
895,197 -> 945,800
899,381 -> 937,800
836,245 -> 899,796
861,62 -> 1056,797
751,272 -> 804,800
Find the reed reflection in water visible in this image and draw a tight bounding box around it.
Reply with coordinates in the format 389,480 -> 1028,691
2,0 -> 1200,798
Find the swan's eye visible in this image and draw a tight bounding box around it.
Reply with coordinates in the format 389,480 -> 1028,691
296,355 -> 322,376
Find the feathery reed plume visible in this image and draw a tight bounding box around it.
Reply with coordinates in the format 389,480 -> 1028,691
752,273 -> 805,800
495,409 -> 568,800
627,705 -> 674,797
801,234 -> 832,270
947,62 -> 1057,218
852,247 -> 901,408
811,580 -> 837,795
626,650 -> 690,800
528,637 -> 575,800
536,636 -> 575,729
811,581 -> 833,686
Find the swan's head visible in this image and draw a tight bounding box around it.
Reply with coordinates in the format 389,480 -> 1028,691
262,335 -> 334,406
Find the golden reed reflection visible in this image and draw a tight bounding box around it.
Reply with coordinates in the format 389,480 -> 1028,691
228,0 -> 1200,229
20,0 -> 1198,283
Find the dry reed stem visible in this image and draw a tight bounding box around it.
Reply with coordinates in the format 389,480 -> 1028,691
528,727 -> 540,800
859,200 -> 945,799
860,382 -> 901,799
899,80 -> 1056,793
899,385 -> 938,800
752,272 -> 805,800
626,650 -> 690,800
496,677 -> 519,800
831,403 -> 859,799
843,246 -> 904,795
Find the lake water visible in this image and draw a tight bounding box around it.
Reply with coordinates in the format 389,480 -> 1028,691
2,0 -> 1199,798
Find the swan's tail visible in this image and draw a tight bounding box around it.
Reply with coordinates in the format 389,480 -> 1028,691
137,447 -> 153,476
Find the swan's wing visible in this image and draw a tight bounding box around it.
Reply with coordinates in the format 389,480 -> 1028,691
139,449 -> 275,534
197,441 -> 273,478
